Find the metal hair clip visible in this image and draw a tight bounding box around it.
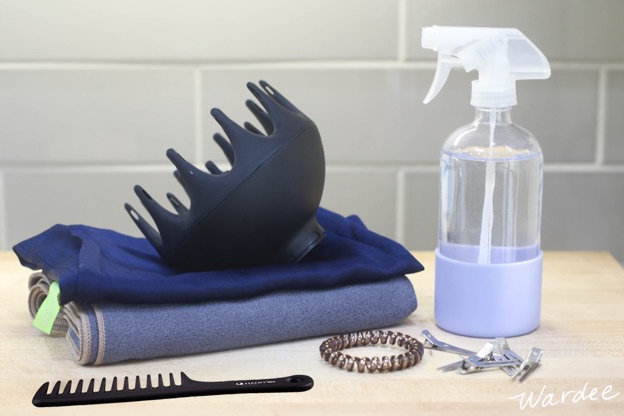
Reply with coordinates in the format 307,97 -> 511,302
422,329 -> 476,356
458,343 -> 522,374
511,347 -> 543,382
423,330 -> 542,382
437,342 -> 494,373
494,337 -> 525,376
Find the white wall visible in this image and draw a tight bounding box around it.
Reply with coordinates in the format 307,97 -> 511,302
1,0 -> 623,261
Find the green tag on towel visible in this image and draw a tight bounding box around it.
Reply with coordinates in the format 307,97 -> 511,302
33,281 -> 61,335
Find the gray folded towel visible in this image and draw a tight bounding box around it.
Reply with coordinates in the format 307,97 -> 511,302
28,273 -> 417,365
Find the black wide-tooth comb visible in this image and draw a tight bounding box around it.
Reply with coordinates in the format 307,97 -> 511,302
124,80 -> 326,271
32,373 -> 314,407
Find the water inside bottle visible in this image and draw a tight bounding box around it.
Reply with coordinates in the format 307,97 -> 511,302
439,148 -> 542,264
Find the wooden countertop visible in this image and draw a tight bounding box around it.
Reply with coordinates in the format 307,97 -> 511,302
1,251 -> 623,415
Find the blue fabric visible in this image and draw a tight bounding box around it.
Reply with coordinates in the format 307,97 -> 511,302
14,207 -> 424,305
61,276 -> 417,365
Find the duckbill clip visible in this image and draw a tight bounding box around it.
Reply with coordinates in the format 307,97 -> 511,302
125,81 -> 326,271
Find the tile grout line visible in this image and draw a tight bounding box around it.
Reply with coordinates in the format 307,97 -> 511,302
2,162 -> 622,174
397,0 -> 408,63
544,163 -> 624,173
594,66 -> 607,165
2,61 -> 615,71
0,164 -> 175,174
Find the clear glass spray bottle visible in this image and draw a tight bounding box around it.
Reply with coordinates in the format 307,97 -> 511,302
422,26 -> 550,337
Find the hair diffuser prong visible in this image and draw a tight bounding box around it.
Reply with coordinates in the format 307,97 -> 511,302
243,121 -> 263,135
205,161 -> 224,175
245,100 -> 274,134
166,149 -> 216,201
259,80 -> 303,115
124,203 -> 163,250
166,193 -> 189,215
210,108 -> 258,150
246,82 -> 283,118
212,133 -> 235,165
132,185 -> 180,240
125,80 -> 325,270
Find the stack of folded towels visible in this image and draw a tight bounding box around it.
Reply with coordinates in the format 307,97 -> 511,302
14,207 -> 423,365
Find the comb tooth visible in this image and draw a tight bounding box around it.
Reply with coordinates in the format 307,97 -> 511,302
62,380 -> 73,395
34,382 -> 50,400
111,376 -> 119,392
158,373 -> 164,388
180,372 -> 192,385
99,377 -> 107,393
74,379 -> 84,395
32,383 -> 51,407
135,375 -> 142,390
213,133 -> 235,165
124,202 -> 163,251
37,382 -> 50,396
122,376 -> 129,391
86,378 -> 95,393
169,373 -> 176,387
51,380 -> 62,396
146,374 -> 153,389
245,100 -> 274,134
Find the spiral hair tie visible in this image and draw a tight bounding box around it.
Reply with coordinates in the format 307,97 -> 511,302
319,330 -> 424,373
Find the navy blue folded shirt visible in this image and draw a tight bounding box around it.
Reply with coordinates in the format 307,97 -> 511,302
13,207 -> 423,305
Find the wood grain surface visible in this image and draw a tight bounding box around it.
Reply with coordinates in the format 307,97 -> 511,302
1,251 -> 622,415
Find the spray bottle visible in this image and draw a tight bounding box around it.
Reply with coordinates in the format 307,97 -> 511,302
422,26 -> 551,337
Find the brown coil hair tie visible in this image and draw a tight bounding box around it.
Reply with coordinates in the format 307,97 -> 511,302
319,330 -> 424,373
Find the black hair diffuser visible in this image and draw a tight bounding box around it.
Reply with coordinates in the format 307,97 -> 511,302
125,81 -> 326,270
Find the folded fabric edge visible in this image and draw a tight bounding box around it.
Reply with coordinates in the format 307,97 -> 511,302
91,276 -> 417,365
28,273 -> 68,336
28,273 -> 104,365
27,273 -> 418,366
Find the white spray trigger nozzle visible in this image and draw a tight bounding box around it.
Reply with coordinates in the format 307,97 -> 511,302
421,26 -> 551,108
423,53 -> 461,104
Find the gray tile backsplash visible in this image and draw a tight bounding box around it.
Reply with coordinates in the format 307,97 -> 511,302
3,169 -> 183,245
541,172 -> 624,256
518,69 -> 599,164
0,0 -> 398,61
0,69 -> 195,164
1,1 -> 623,263
402,170 -> 439,250
405,0 -> 624,62
322,167 -> 398,239
605,69 -> 624,164
201,69 -> 450,164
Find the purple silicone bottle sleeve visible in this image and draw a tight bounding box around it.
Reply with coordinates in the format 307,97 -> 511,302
434,248 -> 543,338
